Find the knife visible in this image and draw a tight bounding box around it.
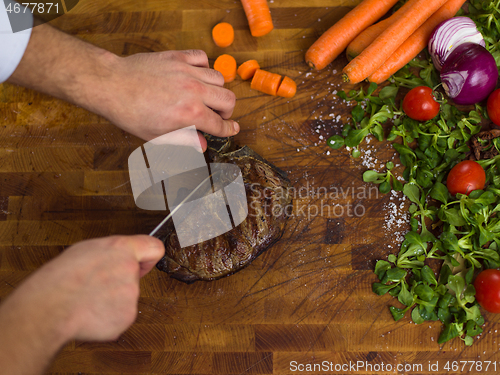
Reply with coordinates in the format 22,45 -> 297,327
148,171 -> 217,238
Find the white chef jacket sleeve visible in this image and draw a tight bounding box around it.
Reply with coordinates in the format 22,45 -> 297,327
0,0 -> 33,83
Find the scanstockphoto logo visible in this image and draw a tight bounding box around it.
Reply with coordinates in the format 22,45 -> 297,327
247,182 -> 379,221
128,126 -> 248,249
2,0 -> 79,33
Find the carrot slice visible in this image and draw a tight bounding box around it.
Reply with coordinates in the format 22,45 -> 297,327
214,54 -> 237,83
345,0 -> 414,61
212,22 -> 235,48
237,60 -> 260,80
304,0 -> 400,71
241,0 -> 274,37
277,76 -> 296,98
368,0 -> 467,83
343,0 -> 448,84
250,69 -> 282,95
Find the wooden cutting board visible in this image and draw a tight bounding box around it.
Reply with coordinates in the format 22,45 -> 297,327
1,0 -> 500,373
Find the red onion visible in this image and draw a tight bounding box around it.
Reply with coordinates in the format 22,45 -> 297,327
428,17 -> 485,71
440,43 -> 498,105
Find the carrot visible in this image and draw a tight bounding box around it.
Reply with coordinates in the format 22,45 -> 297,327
237,59 -> 260,80
346,20 -> 392,61
214,54 -> 237,83
212,22 -> 235,48
277,76 -> 296,98
343,0 -> 448,83
345,0 -> 415,61
250,69 -> 282,95
368,0 -> 467,84
241,0 -> 274,37
304,0 -> 400,71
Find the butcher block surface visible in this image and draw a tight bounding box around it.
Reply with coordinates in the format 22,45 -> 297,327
1,0 -> 500,374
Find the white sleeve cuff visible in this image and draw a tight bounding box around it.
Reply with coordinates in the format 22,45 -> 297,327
0,0 -> 33,83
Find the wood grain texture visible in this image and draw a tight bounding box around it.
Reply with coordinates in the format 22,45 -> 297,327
1,0 -> 500,374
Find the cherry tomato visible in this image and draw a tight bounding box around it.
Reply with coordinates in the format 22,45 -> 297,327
487,88 -> 500,127
446,160 -> 486,196
402,86 -> 440,121
474,269 -> 500,314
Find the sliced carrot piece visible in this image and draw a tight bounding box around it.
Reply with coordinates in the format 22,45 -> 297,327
241,0 -> 274,37
250,69 -> 282,95
212,22 -> 234,48
305,0 -> 400,70
214,54 -> 237,83
237,60 -> 261,80
277,76 -> 296,98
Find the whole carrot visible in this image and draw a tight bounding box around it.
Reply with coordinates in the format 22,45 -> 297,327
346,19 -> 393,61
305,0 -> 400,71
241,0 -> 274,37
343,0 -> 448,83
346,0 -> 414,61
368,0 -> 467,83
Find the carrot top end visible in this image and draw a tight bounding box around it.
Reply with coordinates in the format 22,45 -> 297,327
306,61 -> 316,70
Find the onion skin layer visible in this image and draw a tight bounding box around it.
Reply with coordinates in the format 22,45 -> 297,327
440,43 -> 498,105
428,16 -> 485,71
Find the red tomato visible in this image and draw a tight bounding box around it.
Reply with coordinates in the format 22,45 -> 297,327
474,269 -> 500,314
487,88 -> 500,127
446,160 -> 485,196
402,86 -> 440,121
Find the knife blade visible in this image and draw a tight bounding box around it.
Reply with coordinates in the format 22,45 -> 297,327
148,171 -> 217,238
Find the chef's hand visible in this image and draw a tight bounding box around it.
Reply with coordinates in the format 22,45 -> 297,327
0,235 -> 164,375
42,235 -> 164,341
95,49 -> 239,146
8,23 -> 239,149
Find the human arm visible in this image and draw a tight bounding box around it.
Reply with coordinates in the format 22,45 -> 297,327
6,21 -> 239,148
0,235 -> 164,375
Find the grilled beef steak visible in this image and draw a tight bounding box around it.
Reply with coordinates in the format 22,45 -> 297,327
155,136 -> 292,282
